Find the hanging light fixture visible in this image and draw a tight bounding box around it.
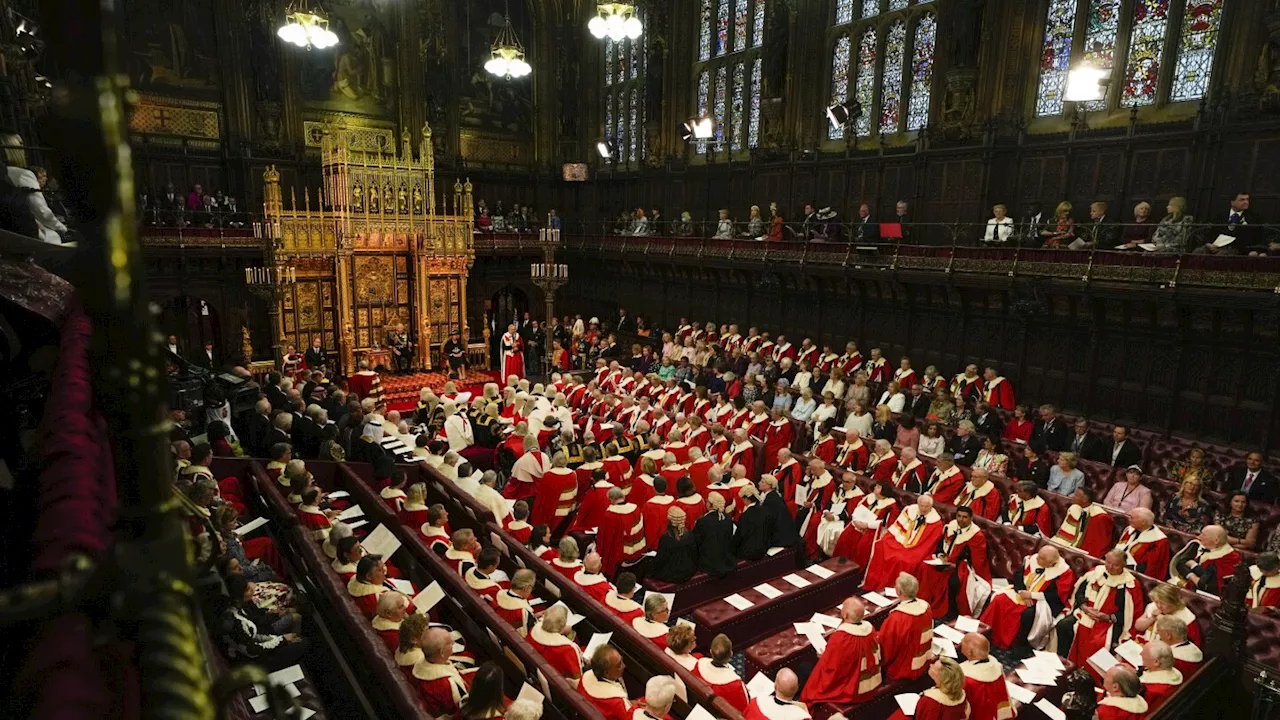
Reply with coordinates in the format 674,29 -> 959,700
485,1 -> 532,79
277,0 -> 339,50
588,3 -> 643,42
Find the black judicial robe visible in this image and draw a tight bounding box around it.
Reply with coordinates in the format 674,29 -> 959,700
734,504 -> 770,561
761,491 -> 799,549
693,511 -> 737,576
651,531 -> 699,583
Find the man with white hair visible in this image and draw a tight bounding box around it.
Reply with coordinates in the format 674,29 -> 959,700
801,596 -> 881,703
372,591 -> 411,652
412,627 -> 470,716
528,602 -> 583,679
506,699 -> 543,720
1169,524 -> 1241,596
726,428 -> 755,477
471,470 -> 512,523
635,677 -> 676,720
979,545 -> 1074,650
892,447 -> 926,493
496,568 -> 537,636
442,400 -> 474,452
744,668 -> 810,720
757,474 -> 800,549
878,573 -> 934,681
1059,549 -> 1144,680
633,593 -> 671,648
834,428 -> 869,473
861,495 -> 943,591
1138,640 -> 1183,709
1154,615 -> 1203,677
438,450 -> 461,481
1113,507 -> 1170,579
598,487 -> 645,577
574,552 -> 614,604
954,467 -> 1000,521
687,445 -> 713,495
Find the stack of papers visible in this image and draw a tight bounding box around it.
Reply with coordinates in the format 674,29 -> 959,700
808,564 -> 836,580
685,705 -> 717,720
326,490 -> 350,500
746,672 -> 775,699
1016,651 -> 1066,686
862,591 -> 894,607
754,583 -> 784,600
516,682 -> 544,706
851,505 -> 880,526
883,587 -> 898,597
724,594 -> 754,611
1005,681 -> 1037,705
336,505 -> 365,521
1114,639 -> 1145,668
924,558 -> 951,567
932,624 -> 965,644
810,612 -> 841,629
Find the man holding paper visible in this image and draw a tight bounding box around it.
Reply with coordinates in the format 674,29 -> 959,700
800,597 -> 882,705
528,603 -> 584,680
347,555 -> 416,618
1112,508 -> 1170,580
413,627 -> 476,716
1057,550 -> 1143,681
879,573 -> 935,681
979,545 -> 1074,650
1137,641 -> 1183,711
1051,487 -> 1115,558
1168,524 -> 1240,596
833,482 -> 898,568
860,495 -> 943,593
495,569 -> 538,636
918,506 -> 991,619
798,459 -> 836,560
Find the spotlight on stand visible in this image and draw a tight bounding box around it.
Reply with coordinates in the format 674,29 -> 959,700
825,101 -> 862,131
680,117 -> 714,142
596,139 -> 616,159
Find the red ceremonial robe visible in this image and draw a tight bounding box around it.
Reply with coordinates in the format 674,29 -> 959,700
866,358 -> 889,384
533,467 -> 579,528
568,480 -> 614,533
297,505 -> 332,542
1007,495 -> 1053,537
918,520 -> 991,619
444,548 -> 477,577
631,617 -> 670,649
380,486 -> 407,512
574,570 -> 613,604
347,577 -> 400,618
666,648 -> 698,672
811,435 -> 837,464
979,557 -> 1074,650
983,377 -> 1015,411
961,658 -> 1013,720
1114,525 -> 1172,580
763,420 -> 793,472
1170,641 -> 1203,679
372,615 -> 402,653
727,441 -> 756,478
776,460 -> 806,515
744,696 -> 811,720
868,453 -> 897,484
799,621 -> 882,704
953,481 -> 1001,522
399,503 -> 430,532
664,441 -> 692,464
501,332 -> 525,380
659,464 -> 689,492
1052,503 -> 1116,558
464,567 -> 504,605
604,590 -> 644,624
642,495 -> 676,550
892,460 -> 927,492
1095,695 -> 1148,720
347,370 -> 384,403
598,502 -> 645,576
1170,542 -> 1241,597
629,473 -> 658,510
413,661 -> 473,717
688,458 -> 714,497
694,658 -> 750,712
550,558 -> 584,580
495,589 -> 536,636
834,439 -> 870,473
879,598 -> 934,681
1140,668 -> 1183,712
529,623 -> 583,678
1066,567 -> 1144,681
925,466 -> 966,506
1247,565 -> 1280,609
798,473 -> 837,559
747,413 -> 771,441
420,524 -> 450,554
676,494 -> 707,527
887,688 -> 970,720
833,495 -> 899,568
505,519 -> 533,545
861,505 -> 945,592
603,456 -> 633,488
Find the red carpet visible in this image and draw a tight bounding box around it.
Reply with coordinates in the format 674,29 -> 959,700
381,370 -> 500,414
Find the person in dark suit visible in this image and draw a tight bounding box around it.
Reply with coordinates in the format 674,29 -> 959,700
615,308 -> 635,334
292,408 -> 319,459
192,341 -> 218,371
1069,201 -> 1119,250
244,397 -> 273,457
265,373 -> 287,412
1065,418 -> 1103,459
1092,426 -> 1143,469
1032,405 -> 1070,452
1194,192 -> 1266,255
734,487 -> 769,559
758,475 -> 799,548
853,203 -> 879,243
946,420 -> 983,466
304,336 -> 328,373
972,402 -> 1004,442
1019,203 -> 1046,247
1220,452 -> 1278,503
907,384 -> 930,420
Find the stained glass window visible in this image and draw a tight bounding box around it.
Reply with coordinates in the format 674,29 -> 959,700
616,92 -> 628,161
714,66 -> 728,145
836,0 -> 855,25
731,62 -> 747,150
717,0 -> 730,56
605,40 -> 614,85
631,37 -> 642,80
605,17 -> 646,167
699,0 -> 713,61
749,58 -> 762,148
1122,0 -> 1169,106
888,0 -> 908,9
1035,0 -> 1077,116
629,88 -> 640,161
828,35 -> 853,140
879,20 -> 906,134
1170,0 -> 1222,102
906,13 -> 936,131
853,27 -> 876,137
697,70 -> 711,154
605,95 -> 614,142
863,0 -> 880,18
734,0 -> 749,52
752,0 -> 765,46
1080,0 -> 1121,110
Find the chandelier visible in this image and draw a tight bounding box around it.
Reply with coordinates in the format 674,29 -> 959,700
485,2 -> 532,79
277,0 -> 339,50
588,2 -> 643,41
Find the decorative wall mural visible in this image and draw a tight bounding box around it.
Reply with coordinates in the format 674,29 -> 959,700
124,0 -> 221,92
459,0 -> 533,135
354,255 -> 394,303
300,0 -> 397,115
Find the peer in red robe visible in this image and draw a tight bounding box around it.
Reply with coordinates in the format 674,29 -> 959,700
550,556 -> 583,580
494,587 -> 536,636
811,431 -> 837,465
982,370 -> 1015,410
631,615 -> 670,648
832,490 -> 899,568
861,499 -> 944,592
1061,560 -> 1144,682
834,433 -> 870,473
597,497 -> 646,576
892,453 -> 927,493
799,601 -> 882,704
1113,519 -> 1171,580
568,477 -> 615,533
533,465 -> 579,528
604,588 -> 644,624
961,656 -> 1013,720
744,694 -> 811,720
347,367 -> 384,403
726,436 -> 756,478
574,566 -> 614,604
694,656 -> 749,713
1006,488 -> 1053,537
893,360 -> 918,390
954,474 -> 1001,521
1096,693 -> 1147,720
1170,640 -> 1203,678
866,447 -> 897,484
797,467 -> 837,560
420,523 -> 450,554
1247,563 -> 1280,609
887,686 -> 970,720
687,456 -> 714,496
529,621 -> 584,679
372,613 -> 403,653
918,512 -> 991,619
1168,535 -> 1242,597
1052,496 -> 1116,558
1140,666 -> 1183,711
979,550 -> 1074,650
746,410 -> 771,441
413,658 -> 475,717
776,455 -> 805,514
464,565 -> 505,605
642,488 -> 676,551
763,416 -> 793,473
924,460 -> 966,506
501,327 -> 525,380
879,596 -> 934,681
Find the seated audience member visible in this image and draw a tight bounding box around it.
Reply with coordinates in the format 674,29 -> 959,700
331,536 -> 364,580
954,469 -> 1001,521
474,471 -> 514,523
866,439 -> 898,483
634,591 -> 673,650
1169,524 -> 1240,596
888,657 -> 970,720
1102,465 -> 1153,512
1216,490 -> 1259,550
924,453 -> 965,505
1152,196 -> 1194,253
1114,507 -> 1171,579
917,422 -> 945,459
348,555 -> 414,618
878,573 -> 934,681
693,491 -> 737,576
1170,447 -> 1209,484
1220,451 -> 1277,503
946,421 -> 982,466
445,529 -> 481,576
458,663 -> 511,720
694,634 -> 749,712
834,428 -> 870,472
421,504 -> 451,553
1093,425 -> 1143,469
1160,475 -> 1214,534
579,644 -> 635,720
1066,418 -> 1102,458
1139,641 -> 1184,710
1006,481 -> 1053,536
832,481 -> 899,568
218,575 -> 307,671
574,552 -> 614,604
1246,553 -> 1280,609
892,446 -> 926,492
918,506 -> 991,619
1019,441 -> 1051,489
1097,666 -> 1147,720
664,623 -> 698,671
1155,616 -> 1203,678
1053,487 -> 1115,557
372,591 -> 412,652
1056,550 -> 1143,679
1132,582 -> 1203,646
871,404 -> 899,442
380,469 -> 408,511
800,597 -> 882,704
464,547 -> 505,604
505,500 -> 533,543
604,572 -> 644,623
959,634 -> 1010,720
980,545 -> 1074,650
984,204 -> 1014,244
529,603 -> 583,680
971,402 -> 1003,444
745,669 -> 809,720
527,524 -> 557,562
1001,405 -> 1034,445
861,496 -> 943,592
533,452 -> 578,527
1047,451 -> 1085,496
395,614 -> 430,678
637,677 -> 677,720
495,568 -> 537,636
551,536 -> 584,579
971,435 -> 1007,476
1031,405 -> 1069,451
399,482 -> 431,528
414,627 -> 475,716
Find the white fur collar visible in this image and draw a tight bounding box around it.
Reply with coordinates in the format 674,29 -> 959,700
574,570 -> 611,587
695,657 -> 741,684
531,623 -> 578,648
836,622 -> 873,637
960,658 -> 1003,682
581,671 -> 630,701
1141,668 -> 1182,686
1099,695 -> 1148,713
922,688 -> 966,707
347,578 -> 385,598
892,598 -> 930,617
632,617 -> 669,639
665,648 -> 697,670
372,615 -> 402,631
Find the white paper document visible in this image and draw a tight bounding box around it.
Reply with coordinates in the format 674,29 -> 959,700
794,485 -> 809,507
584,632 -> 613,663
851,504 -> 880,526
346,519 -> 369,529
685,705 -> 717,720
336,505 -> 365,521
827,502 -> 846,519
1032,650 -> 1065,672
549,601 -> 585,627
325,490 -> 350,499
1114,639 -> 1145,668
297,708 -> 317,720
389,578 -> 415,595
793,621 -> 821,635
808,564 -> 836,580
782,573 -> 811,588
767,546 -> 786,556
754,583 -> 784,600
412,581 -> 445,613
954,615 -> 982,633
362,524 -> 402,560
249,695 -> 270,713
862,591 -> 894,607
894,693 -> 920,716
517,682 -> 545,707
658,593 -> 676,611
1005,681 -> 1037,705
1015,668 -> 1059,686
677,618 -> 697,629
804,627 -> 828,655
1213,233 -> 1236,247
1035,698 -> 1067,720
932,624 -> 965,644
932,637 -> 958,658
1088,647 -> 1120,675
810,612 -> 841,629
924,558 -> 951,567
724,593 -> 754,611
746,672 -> 775,699
267,665 -> 305,686
234,516 -> 270,536
883,587 -> 898,598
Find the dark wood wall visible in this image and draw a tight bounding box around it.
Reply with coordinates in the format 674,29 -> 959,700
556,255 -> 1280,450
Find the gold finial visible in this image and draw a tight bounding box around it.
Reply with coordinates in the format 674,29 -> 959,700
463,177 -> 473,194
304,186 -> 311,212
454,178 -> 463,193
263,165 -> 280,184
422,122 -> 433,140
289,187 -> 296,211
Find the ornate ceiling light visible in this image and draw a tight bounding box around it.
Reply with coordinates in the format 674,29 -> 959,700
277,0 -> 339,50
485,2 -> 532,79
588,2 -> 643,42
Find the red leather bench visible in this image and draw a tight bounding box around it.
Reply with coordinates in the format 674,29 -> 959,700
690,556 -> 862,650
644,547 -> 800,615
